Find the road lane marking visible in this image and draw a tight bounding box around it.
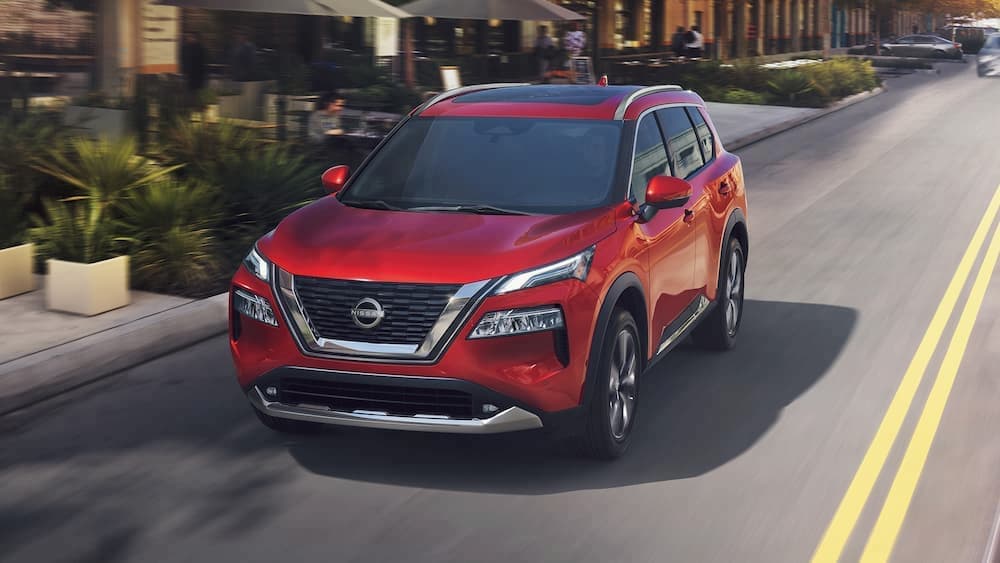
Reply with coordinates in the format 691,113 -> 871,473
810,184 -> 1000,563
859,213 -> 1000,562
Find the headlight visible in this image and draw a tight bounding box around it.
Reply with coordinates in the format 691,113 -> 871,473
233,289 -> 278,326
243,247 -> 270,282
468,307 -> 564,339
493,246 -> 595,296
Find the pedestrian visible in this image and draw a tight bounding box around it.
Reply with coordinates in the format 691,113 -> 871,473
671,26 -> 687,58
308,91 -> 346,145
230,30 -> 256,82
180,31 -> 207,107
563,22 -> 586,82
685,26 -> 704,58
534,25 -> 554,80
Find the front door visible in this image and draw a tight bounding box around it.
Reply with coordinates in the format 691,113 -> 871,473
629,111 -> 697,347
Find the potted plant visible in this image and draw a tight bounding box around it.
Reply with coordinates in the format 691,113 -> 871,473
30,137 -> 180,315
64,92 -> 132,141
197,87 -> 220,122
30,198 -> 129,316
0,175 -> 35,299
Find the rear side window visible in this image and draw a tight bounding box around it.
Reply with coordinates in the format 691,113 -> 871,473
629,114 -> 670,204
990,35 -> 1000,49
656,107 -> 705,179
685,107 -> 715,162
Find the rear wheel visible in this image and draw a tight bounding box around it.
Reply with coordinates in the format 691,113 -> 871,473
581,309 -> 642,460
253,407 -> 322,434
692,237 -> 746,350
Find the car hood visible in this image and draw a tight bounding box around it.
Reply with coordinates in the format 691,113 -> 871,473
256,196 -> 618,284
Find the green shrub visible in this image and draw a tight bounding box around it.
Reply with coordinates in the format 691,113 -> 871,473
159,119 -> 258,179
214,144 -> 324,251
720,88 -> 768,105
0,175 -> 29,248
116,179 -> 221,297
0,112 -> 71,203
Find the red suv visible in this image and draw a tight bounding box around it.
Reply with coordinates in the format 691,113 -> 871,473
229,83 -> 749,459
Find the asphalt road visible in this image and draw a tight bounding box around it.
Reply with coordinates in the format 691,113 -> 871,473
3,61 -> 1000,563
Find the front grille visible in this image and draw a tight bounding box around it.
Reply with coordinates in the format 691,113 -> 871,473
280,376 -> 475,418
294,278 -> 460,345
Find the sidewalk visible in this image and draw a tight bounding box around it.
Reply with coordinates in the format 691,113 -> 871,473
0,277 -> 227,416
0,84 -> 888,418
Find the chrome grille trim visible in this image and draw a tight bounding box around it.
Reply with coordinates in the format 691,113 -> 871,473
273,267 -> 499,363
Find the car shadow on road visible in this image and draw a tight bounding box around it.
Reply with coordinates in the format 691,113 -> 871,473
288,299 -> 857,494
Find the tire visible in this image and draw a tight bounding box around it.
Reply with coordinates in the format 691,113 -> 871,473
253,406 -> 322,434
581,308 -> 643,460
692,237 -> 746,351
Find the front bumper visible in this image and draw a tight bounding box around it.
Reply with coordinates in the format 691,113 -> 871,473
247,366 -> 545,433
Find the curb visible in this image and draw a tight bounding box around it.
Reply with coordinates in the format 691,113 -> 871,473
726,86 -> 886,151
0,292 -> 229,417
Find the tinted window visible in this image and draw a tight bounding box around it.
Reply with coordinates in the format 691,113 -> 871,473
895,36 -> 915,44
989,35 -> 1000,49
657,107 -> 704,179
685,107 -> 715,162
629,114 -> 670,204
342,117 -> 623,214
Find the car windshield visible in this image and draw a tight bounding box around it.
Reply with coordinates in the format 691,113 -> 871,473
340,117 -> 624,215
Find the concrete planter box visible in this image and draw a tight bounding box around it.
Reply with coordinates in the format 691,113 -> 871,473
46,255 -> 130,316
63,105 -> 130,141
0,243 -> 35,299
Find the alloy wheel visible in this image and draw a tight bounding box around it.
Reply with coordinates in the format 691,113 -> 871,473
725,246 -> 745,337
608,328 -> 638,440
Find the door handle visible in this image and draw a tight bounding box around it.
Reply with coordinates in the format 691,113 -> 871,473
683,209 -> 695,224
718,181 -> 732,195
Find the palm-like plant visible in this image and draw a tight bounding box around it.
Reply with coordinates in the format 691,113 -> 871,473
767,71 -> 817,105
0,113 -> 71,201
116,179 -> 222,296
29,198 -> 117,264
33,137 -> 182,220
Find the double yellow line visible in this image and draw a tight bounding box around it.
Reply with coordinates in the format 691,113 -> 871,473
811,184 -> 1000,563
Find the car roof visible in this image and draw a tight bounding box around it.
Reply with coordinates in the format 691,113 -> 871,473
414,84 -> 707,121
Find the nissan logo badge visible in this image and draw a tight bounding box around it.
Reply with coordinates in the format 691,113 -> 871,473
351,297 -> 385,329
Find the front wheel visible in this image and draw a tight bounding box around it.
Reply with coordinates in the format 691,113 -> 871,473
581,309 -> 643,460
692,237 -> 746,350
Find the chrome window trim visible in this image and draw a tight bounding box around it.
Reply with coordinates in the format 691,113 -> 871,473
272,266 -> 502,364
613,85 -> 684,120
625,102 -> 711,203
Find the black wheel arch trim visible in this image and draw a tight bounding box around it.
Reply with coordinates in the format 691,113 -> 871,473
722,207 -> 749,267
580,271 -> 647,408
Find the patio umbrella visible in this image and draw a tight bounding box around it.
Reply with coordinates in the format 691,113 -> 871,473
154,0 -> 409,18
398,0 -> 585,21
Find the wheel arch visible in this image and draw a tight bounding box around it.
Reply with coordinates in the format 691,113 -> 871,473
580,271 -> 648,408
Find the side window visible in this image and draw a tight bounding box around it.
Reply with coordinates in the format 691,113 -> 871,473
656,107 -> 705,179
686,107 -> 715,163
630,114 -> 671,204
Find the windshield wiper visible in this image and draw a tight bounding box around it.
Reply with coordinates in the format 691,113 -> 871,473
409,205 -> 530,216
341,199 -> 405,211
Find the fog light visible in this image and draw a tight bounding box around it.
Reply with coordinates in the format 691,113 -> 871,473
482,403 -> 499,414
234,289 -> 278,326
468,307 -> 564,339
265,386 -> 278,397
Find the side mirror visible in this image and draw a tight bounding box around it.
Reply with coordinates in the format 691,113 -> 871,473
321,165 -> 350,194
638,176 -> 692,222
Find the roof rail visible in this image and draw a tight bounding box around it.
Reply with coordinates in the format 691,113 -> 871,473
613,85 -> 684,120
412,82 -> 530,116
